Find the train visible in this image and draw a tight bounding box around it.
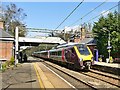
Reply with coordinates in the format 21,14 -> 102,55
32,43 -> 94,70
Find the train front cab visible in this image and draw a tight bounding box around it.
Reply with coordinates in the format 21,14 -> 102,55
74,44 -> 94,70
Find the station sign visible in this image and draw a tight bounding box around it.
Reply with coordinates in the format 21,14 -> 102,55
107,46 -> 112,49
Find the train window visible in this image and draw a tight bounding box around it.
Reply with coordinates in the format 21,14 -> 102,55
51,52 -> 54,55
55,52 -> 57,55
77,45 -> 90,55
58,51 -> 61,56
51,52 -> 57,55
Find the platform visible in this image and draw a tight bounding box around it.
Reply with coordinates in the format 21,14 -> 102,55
1,63 -> 40,89
92,61 -> 120,76
1,57 -> 73,89
94,61 -> 120,68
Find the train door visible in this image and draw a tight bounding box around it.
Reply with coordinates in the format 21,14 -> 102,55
70,48 -> 76,63
65,49 -> 71,62
65,48 -> 75,63
93,49 -> 98,62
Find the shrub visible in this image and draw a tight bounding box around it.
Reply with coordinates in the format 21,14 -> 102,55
2,62 -> 7,71
10,56 -> 15,65
98,58 -> 102,62
109,56 -> 113,63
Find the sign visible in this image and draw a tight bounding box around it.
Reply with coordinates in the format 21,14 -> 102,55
107,46 -> 112,49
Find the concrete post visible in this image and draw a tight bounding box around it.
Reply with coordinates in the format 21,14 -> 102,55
15,27 -> 19,66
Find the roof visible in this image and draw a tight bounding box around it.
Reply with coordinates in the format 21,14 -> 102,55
0,28 -> 13,38
18,36 -> 66,45
80,38 -> 96,45
56,42 -> 79,48
55,42 -> 87,49
33,36 -> 66,44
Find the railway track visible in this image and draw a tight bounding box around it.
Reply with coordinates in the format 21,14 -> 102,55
42,61 -> 97,89
80,69 -> 120,88
38,59 -> 119,89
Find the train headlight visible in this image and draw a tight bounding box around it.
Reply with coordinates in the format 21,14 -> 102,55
79,58 -> 83,61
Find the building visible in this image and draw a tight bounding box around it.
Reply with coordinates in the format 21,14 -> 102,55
0,28 -> 14,61
66,25 -> 96,53
69,27 -> 86,43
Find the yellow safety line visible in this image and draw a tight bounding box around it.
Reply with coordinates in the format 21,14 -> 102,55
33,63 -> 45,90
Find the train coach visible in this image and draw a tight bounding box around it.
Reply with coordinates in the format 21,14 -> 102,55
33,43 -> 94,70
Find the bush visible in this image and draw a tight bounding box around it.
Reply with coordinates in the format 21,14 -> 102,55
109,56 -> 113,63
98,57 -> 102,62
2,62 -> 7,71
10,56 -> 15,65
1,57 -> 15,71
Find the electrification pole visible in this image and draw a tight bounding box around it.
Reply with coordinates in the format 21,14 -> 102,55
103,28 -> 111,61
15,27 -> 19,66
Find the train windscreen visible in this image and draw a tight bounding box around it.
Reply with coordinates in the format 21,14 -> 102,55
77,44 -> 90,55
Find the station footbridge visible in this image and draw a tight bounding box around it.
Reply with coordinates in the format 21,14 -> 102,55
0,36 -> 66,46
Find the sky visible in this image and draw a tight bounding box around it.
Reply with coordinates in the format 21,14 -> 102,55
2,1 -> 119,37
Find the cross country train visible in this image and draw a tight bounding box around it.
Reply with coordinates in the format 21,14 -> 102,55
32,43 -> 94,70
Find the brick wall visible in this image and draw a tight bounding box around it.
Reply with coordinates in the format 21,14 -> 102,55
0,41 -> 13,60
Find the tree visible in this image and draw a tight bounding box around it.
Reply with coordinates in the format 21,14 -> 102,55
2,3 -> 27,36
25,44 -> 57,56
93,11 -> 120,59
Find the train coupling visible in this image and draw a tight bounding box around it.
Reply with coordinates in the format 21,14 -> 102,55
84,61 -> 91,66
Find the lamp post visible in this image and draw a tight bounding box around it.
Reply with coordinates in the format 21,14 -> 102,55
108,30 -> 111,60
103,28 -> 111,61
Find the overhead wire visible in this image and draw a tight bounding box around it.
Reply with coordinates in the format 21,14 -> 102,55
55,0 -> 84,30
69,0 -> 108,26
27,1 -> 119,36
87,3 -> 119,23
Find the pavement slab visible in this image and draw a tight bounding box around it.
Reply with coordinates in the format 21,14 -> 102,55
2,62 -> 40,89
0,72 -> 2,90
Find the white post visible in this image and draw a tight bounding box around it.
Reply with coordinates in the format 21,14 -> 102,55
108,31 -> 110,61
64,29 -> 65,40
15,27 -> 19,66
0,60 -> 2,70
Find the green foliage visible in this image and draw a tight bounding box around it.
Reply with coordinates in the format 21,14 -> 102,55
9,56 -> 15,65
93,11 -> 120,58
2,63 -> 7,71
109,56 -> 113,63
98,57 -> 102,62
25,44 -> 57,56
1,57 -> 15,71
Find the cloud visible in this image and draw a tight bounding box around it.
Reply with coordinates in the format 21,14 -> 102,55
101,10 -> 110,17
